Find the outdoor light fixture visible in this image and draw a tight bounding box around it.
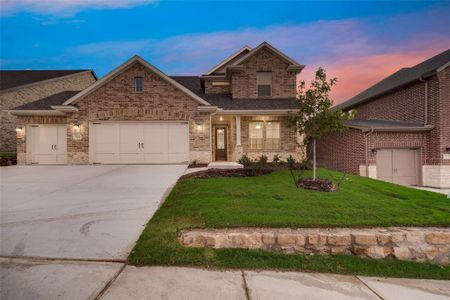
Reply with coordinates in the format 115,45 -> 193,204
15,127 -> 23,133
196,125 -> 202,130
219,116 -> 223,121
73,124 -> 80,131
255,125 -> 261,129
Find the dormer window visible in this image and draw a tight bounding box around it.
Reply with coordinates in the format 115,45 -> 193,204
257,71 -> 272,97
135,77 -> 143,92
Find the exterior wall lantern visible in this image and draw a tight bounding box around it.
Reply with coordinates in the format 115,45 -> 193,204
72,122 -> 82,141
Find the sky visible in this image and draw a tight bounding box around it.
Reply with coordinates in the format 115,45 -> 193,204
1,1 -> 450,104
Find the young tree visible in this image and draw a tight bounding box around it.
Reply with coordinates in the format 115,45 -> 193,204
291,67 -> 354,180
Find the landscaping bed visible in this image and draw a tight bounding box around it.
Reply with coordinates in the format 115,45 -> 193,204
130,168 -> 450,279
0,152 -> 17,166
180,167 -> 274,179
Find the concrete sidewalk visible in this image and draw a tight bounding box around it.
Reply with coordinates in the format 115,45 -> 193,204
4,258 -> 448,300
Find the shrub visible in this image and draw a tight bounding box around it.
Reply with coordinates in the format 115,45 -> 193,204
272,154 -> 281,163
287,155 -> 296,168
258,155 -> 268,165
238,155 -> 251,167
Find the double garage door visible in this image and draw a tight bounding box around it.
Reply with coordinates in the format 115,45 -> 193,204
91,122 -> 189,164
376,149 -> 420,186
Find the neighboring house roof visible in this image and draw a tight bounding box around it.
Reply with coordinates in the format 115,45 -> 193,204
346,119 -> 434,132
335,48 -> 450,111
12,91 -> 80,110
62,55 -> 210,106
171,76 -> 298,111
0,70 -> 96,91
203,46 -> 252,76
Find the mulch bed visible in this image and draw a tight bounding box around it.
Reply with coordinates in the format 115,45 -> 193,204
297,178 -> 336,192
181,167 -> 274,179
188,163 -> 208,168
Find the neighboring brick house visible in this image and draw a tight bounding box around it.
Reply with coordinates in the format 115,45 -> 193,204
316,49 -> 450,188
9,42 -> 305,166
0,70 -> 97,152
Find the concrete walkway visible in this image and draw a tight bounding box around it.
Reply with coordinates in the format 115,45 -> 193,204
3,260 -> 448,300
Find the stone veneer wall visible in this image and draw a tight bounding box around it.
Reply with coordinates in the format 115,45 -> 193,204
180,227 -> 450,265
1,71 -> 96,152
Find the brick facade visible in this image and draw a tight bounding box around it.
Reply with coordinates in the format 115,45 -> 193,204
231,47 -> 297,99
316,66 -> 450,188
1,72 -> 95,152
204,79 -> 230,94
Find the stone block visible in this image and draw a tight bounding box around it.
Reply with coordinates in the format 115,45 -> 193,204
405,232 -> 424,243
262,233 -> 276,245
330,246 -> 350,255
352,234 -> 378,246
193,235 -> 206,247
425,232 -> 450,245
376,234 -> 391,246
205,236 -> 215,247
230,234 -> 246,246
328,235 -> 351,246
424,247 -> 439,260
351,246 -> 367,256
393,247 -> 411,260
367,246 -> 391,259
307,234 -> 327,247
391,233 -> 406,244
277,234 -> 297,246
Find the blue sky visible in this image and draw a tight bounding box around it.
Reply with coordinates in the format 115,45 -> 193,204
1,0 -> 449,102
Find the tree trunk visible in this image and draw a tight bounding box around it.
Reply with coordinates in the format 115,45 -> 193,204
313,138 -> 316,180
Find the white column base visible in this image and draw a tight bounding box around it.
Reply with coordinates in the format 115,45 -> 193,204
359,165 -> 377,179
423,165 -> 450,188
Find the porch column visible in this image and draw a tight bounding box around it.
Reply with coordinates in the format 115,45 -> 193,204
235,116 -> 243,160
236,116 -> 241,146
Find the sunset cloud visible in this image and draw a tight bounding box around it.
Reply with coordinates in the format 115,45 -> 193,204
0,0 -> 157,16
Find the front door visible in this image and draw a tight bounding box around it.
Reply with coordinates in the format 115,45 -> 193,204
215,127 -> 227,161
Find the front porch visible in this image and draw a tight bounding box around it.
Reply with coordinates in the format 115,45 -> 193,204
210,113 -> 302,163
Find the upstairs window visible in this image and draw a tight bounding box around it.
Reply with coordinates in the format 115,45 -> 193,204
135,77 -> 143,92
257,71 -> 272,97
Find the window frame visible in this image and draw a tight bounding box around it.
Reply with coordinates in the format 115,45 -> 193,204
248,121 -> 281,151
256,71 -> 272,97
134,76 -> 144,92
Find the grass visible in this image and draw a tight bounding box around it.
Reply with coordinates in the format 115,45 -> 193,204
129,168 -> 450,279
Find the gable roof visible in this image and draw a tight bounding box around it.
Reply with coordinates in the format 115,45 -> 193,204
0,70 -> 96,91
335,48 -> 450,111
203,46 -> 252,76
230,41 -> 305,70
63,55 -> 210,106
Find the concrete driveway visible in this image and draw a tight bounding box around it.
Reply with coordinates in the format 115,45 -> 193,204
0,165 -> 186,299
0,165 -> 185,259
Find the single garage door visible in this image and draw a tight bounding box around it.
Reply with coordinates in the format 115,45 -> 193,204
91,122 -> 189,164
29,124 -> 67,165
376,149 -> 420,186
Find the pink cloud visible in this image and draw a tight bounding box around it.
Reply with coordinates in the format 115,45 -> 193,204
299,41 -> 450,105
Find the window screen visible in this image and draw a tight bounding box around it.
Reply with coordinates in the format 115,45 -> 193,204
257,72 -> 272,97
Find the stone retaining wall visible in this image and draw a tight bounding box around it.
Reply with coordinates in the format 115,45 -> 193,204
179,227 -> 450,265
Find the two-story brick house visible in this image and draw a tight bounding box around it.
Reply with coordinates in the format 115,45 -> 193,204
9,42 -> 305,166
1,70 -> 97,153
316,49 -> 450,188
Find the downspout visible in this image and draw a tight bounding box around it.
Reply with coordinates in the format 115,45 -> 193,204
419,77 -> 428,125
364,128 -> 374,177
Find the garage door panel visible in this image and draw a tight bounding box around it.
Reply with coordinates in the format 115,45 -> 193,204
376,149 -> 419,186
119,124 -> 141,154
168,123 -> 189,162
94,124 -> 117,154
31,125 -> 67,165
376,150 -> 393,183
92,122 -> 188,164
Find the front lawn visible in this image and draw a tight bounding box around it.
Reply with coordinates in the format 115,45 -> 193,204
130,168 -> 450,279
